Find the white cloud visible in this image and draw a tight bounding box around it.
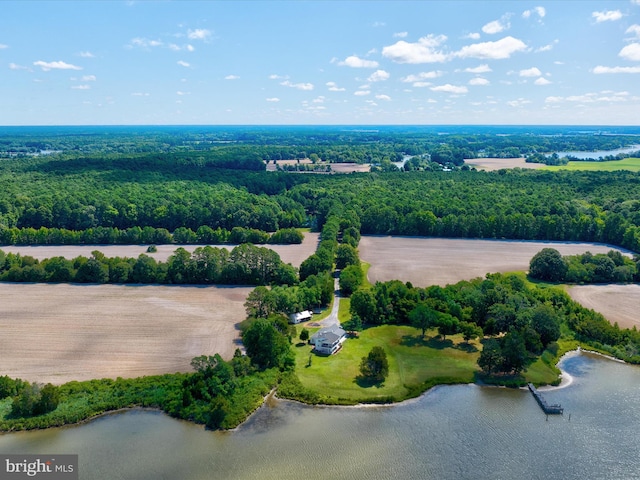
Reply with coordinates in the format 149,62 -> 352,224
627,25 -> 640,38
464,64 -> 492,73
464,32 -> 481,40
71,84 -> 90,90
0,44 -> 8,49
382,34 -> 448,64
507,98 -> 532,107
430,84 -> 468,94
523,7 -> 546,19
592,10 -> 623,23
546,92 -> 632,103
412,82 -> 432,88
225,74 -> 240,80
534,77 -> 552,85
169,44 -> 181,51
9,63 -> 29,70
401,71 -> 442,82
187,29 -> 211,40
129,37 -> 163,48
536,43 -> 555,52
34,60 -> 82,71
593,65 -> 640,73
312,96 -> 325,103
375,94 -> 391,101
266,97 -> 280,102
393,32 -> 408,38
326,81 -> 345,91
469,77 -> 490,86
354,90 -> 370,96
338,55 -> 379,68
176,91 -> 190,95
81,75 -> 96,81
280,80 -> 314,90
455,36 -> 527,60
519,67 -> 542,77
619,43 -> 640,61
368,69 -> 390,82
177,60 -> 190,67
269,74 -> 289,80
186,44 -> 195,52
131,92 -> 150,96
482,16 -> 511,35
372,21 -> 386,27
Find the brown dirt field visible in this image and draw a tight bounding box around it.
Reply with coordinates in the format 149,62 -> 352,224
330,163 -> 371,173
0,232 -> 319,268
0,283 -> 253,384
359,236 -> 631,288
465,157 -> 545,171
566,285 -> 640,330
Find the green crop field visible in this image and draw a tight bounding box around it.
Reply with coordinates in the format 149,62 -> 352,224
545,157 -> 640,172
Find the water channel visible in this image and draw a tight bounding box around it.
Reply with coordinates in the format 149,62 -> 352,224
0,352 -> 638,480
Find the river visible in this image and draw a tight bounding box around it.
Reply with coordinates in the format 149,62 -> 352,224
0,352 -> 638,480
552,144 -> 640,160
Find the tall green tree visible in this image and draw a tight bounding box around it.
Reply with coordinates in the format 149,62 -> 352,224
409,304 -> 437,339
359,346 -> 389,383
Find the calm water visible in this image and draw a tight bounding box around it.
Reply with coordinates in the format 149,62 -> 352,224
0,352 -> 638,480
553,144 -> 640,160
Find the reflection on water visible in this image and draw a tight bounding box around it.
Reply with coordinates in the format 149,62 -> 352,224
0,352 -> 638,480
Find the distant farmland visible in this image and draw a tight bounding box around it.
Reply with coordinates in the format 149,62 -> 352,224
359,236 -> 631,288
545,157 -> 640,172
0,232 -> 320,269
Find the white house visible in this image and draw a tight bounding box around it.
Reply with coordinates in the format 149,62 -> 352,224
288,310 -> 313,324
310,326 -> 347,355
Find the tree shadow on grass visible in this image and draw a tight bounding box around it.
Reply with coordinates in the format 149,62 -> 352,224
354,375 -> 385,389
400,335 -> 453,350
456,342 -> 479,353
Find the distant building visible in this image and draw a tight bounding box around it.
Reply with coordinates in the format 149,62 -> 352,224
310,326 -> 347,355
288,310 -> 313,324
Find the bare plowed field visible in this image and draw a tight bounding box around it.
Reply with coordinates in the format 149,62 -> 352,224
0,232 -> 319,268
464,157 -> 545,171
359,236 -> 630,287
0,283 -> 252,384
566,285 -> 640,330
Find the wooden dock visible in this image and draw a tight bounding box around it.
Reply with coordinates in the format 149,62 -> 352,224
528,383 -> 563,415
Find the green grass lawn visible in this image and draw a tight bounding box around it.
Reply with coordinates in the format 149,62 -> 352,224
292,324 -> 481,403
544,157 -> 640,172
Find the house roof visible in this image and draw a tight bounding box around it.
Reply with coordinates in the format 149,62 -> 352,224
310,326 -> 346,344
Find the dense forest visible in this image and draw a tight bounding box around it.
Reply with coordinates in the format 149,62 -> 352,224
1,126 -> 640,252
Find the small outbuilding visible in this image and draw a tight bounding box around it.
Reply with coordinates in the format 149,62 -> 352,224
310,326 -> 347,355
288,310 -> 313,324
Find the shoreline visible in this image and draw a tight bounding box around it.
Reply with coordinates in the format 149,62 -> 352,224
0,346 -> 632,434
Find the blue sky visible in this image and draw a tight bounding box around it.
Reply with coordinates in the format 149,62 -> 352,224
2,0 -> 640,125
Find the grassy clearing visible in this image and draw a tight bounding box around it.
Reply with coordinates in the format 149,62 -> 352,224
545,157 -> 640,172
290,325 -> 481,404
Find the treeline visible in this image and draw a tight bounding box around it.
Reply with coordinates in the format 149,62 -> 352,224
290,170 -> 640,252
0,244 -> 297,286
3,125 -> 637,161
0,353 -> 281,431
529,248 -> 640,284
0,225 -> 303,246
0,156 -> 307,232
